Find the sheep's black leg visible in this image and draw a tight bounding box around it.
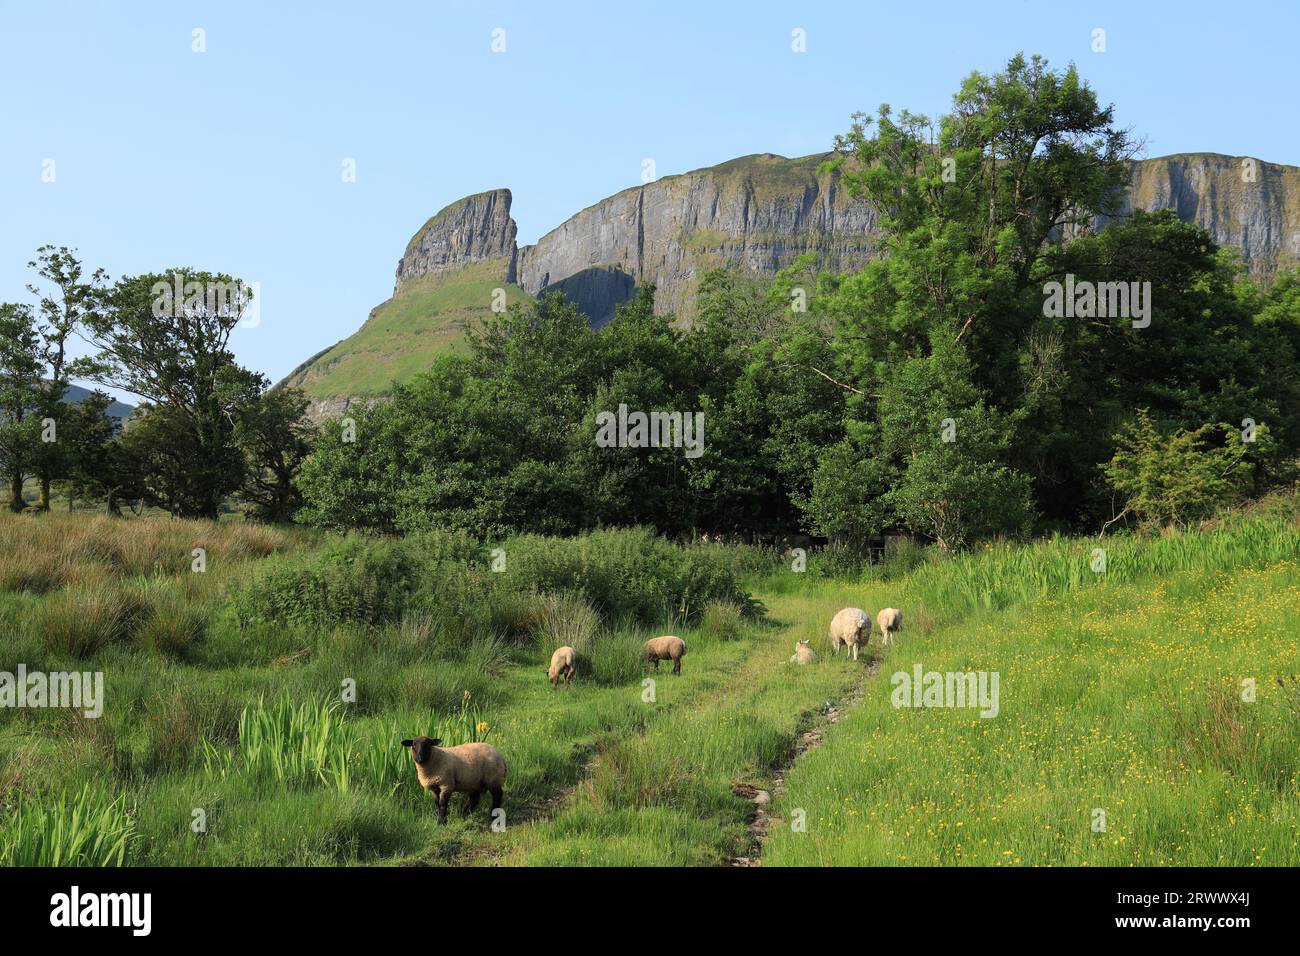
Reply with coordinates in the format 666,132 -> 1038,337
436,789 -> 450,824
673,657 -> 681,675
464,791 -> 482,816
490,787 -> 503,815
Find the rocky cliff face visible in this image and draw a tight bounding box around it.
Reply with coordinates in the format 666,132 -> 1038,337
390,153 -> 882,326
292,150 -> 1300,411
1102,154 -> 1300,276
390,151 -> 1299,330
395,188 -> 518,291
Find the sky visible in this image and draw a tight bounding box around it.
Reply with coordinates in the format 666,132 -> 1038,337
1,0 -> 1295,401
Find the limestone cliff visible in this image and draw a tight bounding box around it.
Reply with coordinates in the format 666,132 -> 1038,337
287,150 -> 1300,411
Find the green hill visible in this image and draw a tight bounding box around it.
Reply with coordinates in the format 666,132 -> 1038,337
283,259 -> 529,406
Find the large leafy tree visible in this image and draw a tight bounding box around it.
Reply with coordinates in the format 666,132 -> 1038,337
75,269 -> 264,518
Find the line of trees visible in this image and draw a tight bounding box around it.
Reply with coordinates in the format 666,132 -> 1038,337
0,248 -> 315,520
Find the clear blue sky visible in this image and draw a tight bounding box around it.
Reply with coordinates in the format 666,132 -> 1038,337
1,0 -> 1295,399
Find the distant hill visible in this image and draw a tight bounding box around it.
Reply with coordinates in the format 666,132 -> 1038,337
284,150 -> 1300,419
63,383 -> 134,423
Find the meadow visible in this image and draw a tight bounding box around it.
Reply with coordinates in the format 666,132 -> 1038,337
0,495 -> 1297,867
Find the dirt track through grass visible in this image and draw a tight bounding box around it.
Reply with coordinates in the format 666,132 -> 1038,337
448,583 -> 897,866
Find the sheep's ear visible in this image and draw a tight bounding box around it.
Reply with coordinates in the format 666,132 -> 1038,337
400,739 -> 413,748
430,738 -> 442,747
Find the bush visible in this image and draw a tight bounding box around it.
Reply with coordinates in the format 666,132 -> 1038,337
229,535 -> 423,629
491,528 -> 752,626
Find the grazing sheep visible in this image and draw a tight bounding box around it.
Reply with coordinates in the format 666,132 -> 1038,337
876,608 -> 903,647
790,639 -> 819,664
400,736 -> 508,824
546,645 -> 577,688
644,635 -> 688,675
829,607 -> 871,661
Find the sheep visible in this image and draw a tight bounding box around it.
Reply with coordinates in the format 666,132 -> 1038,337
790,639 -> 819,664
829,607 -> 871,661
876,608 -> 903,647
644,635 -> 687,675
400,736 -> 508,824
546,645 -> 577,688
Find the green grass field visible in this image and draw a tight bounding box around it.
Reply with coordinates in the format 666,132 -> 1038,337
1,498 -> 1296,867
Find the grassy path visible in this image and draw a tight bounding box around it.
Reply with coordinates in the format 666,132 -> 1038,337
466,583 -> 898,866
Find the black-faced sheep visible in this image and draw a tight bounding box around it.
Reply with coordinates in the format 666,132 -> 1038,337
829,607 -> 870,661
876,607 -> 903,646
546,645 -> 577,688
644,635 -> 687,675
400,736 -> 508,824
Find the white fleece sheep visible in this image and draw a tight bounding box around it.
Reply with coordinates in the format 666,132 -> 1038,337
876,608 -> 902,646
547,645 -> 577,688
829,607 -> 870,661
401,736 -> 508,824
644,635 -> 687,675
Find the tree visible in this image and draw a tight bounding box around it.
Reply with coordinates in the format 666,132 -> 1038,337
878,334 -> 1033,553
55,391 -> 121,512
26,246 -> 106,510
1102,410 -> 1266,531
76,269 -> 262,518
0,303 -> 43,511
236,386 -> 316,522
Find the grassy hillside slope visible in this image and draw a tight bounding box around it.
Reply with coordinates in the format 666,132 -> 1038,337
282,259 -> 529,403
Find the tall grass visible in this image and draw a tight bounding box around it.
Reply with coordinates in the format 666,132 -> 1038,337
201,693 -> 497,797
0,511 -> 293,594
0,783 -> 135,866
202,696 -> 371,793
906,514 -> 1300,621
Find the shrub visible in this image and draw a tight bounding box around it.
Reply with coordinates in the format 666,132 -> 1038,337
229,536 -> 422,629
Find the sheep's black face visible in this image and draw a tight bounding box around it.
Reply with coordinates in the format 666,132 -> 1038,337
404,736 -> 440,764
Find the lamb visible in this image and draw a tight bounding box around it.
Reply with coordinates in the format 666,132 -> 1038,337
400,736 -> 508,824
829,607 -> 871,661
546,645 -> 577,688
644,635 -> 687,675
876,608 -> 903,647
790,639 -> 819,664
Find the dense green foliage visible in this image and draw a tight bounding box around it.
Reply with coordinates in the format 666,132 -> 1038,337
229,526 -> 755,639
